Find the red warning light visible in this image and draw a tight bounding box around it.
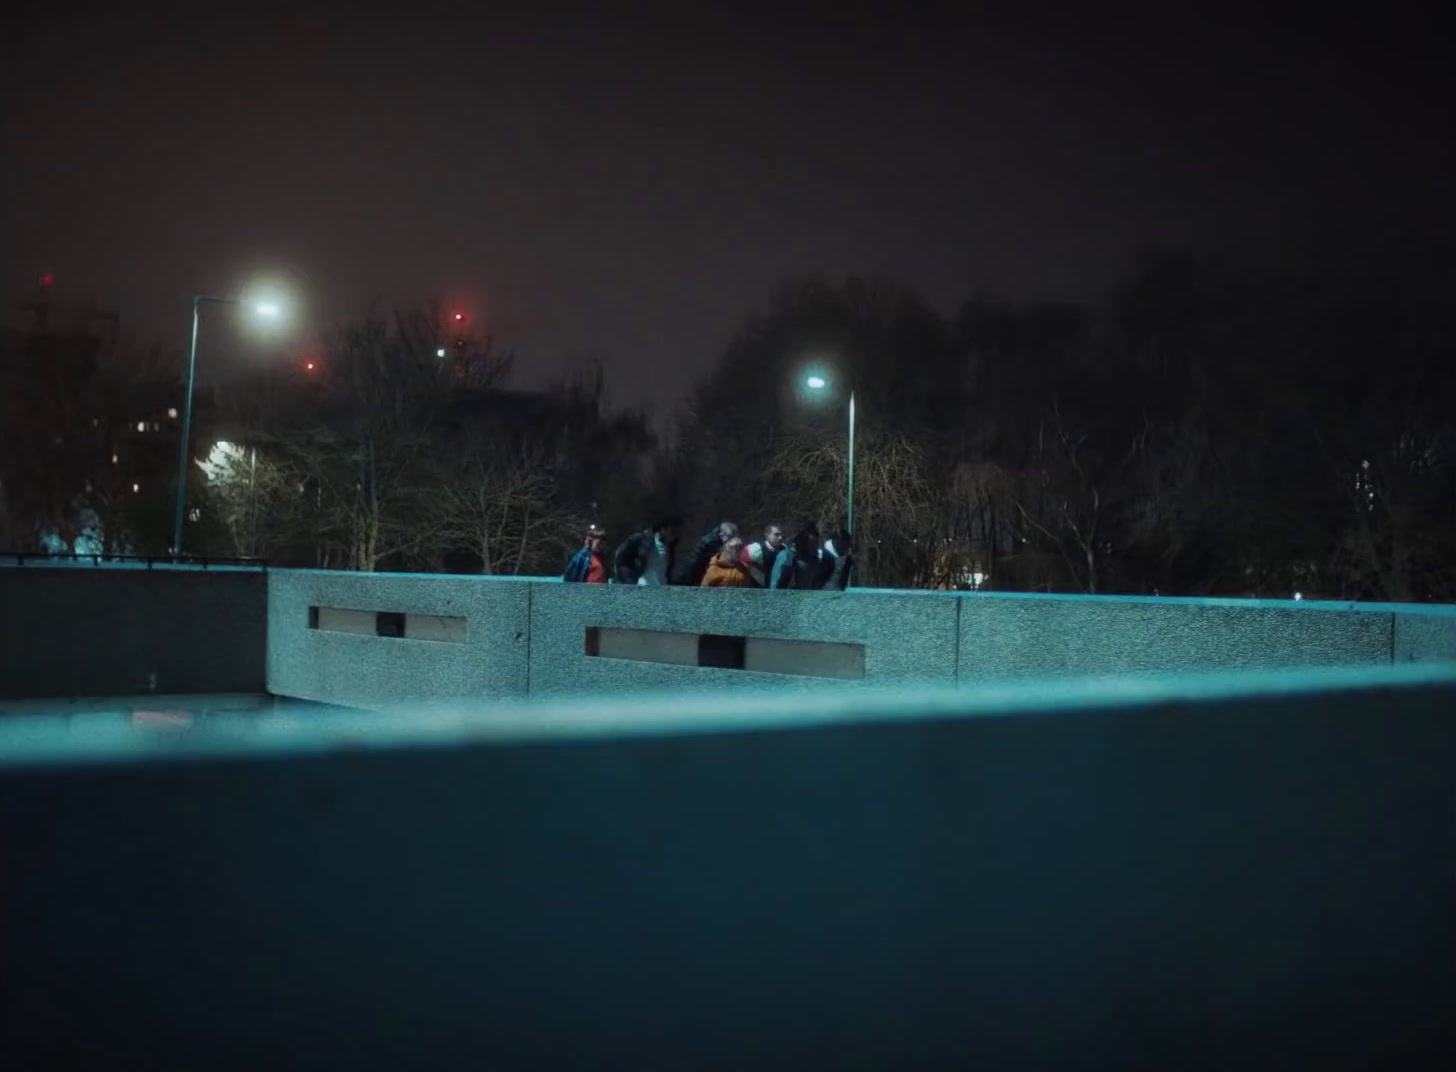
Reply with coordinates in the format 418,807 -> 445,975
453,312 -> 466,322
41,273 -> 53,287
305,361 -> 316,371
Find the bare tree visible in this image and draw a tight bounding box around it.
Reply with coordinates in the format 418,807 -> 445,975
763,427 -> 938,586
1012,396 -> 1153,595
278,308 -> 511,571
422,436 -> 577,575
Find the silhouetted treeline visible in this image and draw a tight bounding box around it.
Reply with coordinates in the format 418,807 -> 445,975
4,250 -> 1454,600
665,249 -> 1456,600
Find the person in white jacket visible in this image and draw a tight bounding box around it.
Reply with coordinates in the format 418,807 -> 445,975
739,522 -> 785,588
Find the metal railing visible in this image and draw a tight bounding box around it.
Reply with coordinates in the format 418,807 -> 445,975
0,551 -> 267,570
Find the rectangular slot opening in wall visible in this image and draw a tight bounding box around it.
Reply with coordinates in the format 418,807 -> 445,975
583,627 -> 863,679
583,627 -> 698,666
745,637 -> 865,680
404,613 -> 467,643
698,633 -> 746,669
310,606 -> 376,635
309,606 -> 465,644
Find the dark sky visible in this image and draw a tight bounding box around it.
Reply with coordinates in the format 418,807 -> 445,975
4,4 -> 1451,419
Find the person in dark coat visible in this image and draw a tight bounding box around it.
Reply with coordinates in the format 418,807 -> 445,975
562,524 -> 609,583
674,520 -> 739,586
770,520 -> 826,589
611,517 -> 681,585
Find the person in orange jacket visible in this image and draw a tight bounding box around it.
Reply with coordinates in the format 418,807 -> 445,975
700,534 -> 752,587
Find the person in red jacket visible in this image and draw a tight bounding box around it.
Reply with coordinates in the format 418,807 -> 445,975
562,524 -> 609,583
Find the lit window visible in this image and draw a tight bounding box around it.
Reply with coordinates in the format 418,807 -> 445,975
111,454 -> 119,464
136,421 -> 146,432
188,508 -> 201,522
151,422 -> 160,431
132,483 -> 140,493
168,408 -> 178,419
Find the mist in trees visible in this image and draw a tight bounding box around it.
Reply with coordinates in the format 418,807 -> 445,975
2,305 -> 658,574
210,309 -> 657,573
0,322 -> 184,555
666,250 -> 1456,600
6,249 -> 1452,601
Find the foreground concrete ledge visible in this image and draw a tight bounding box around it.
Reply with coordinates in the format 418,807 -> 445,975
5,661 -> 1454,771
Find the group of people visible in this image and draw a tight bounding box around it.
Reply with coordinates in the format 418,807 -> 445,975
562,517 -> 855,590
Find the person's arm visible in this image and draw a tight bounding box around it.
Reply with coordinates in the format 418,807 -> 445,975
674,533 -> 711,586
563,550 -> 585,582
770,547 -> 790,589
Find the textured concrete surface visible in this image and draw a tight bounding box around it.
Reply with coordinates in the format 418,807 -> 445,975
528,581 -> 959,696
267,570 -> 531,708
14,566 -> 1454,710
0,565 -> 266,700
1393,608 -> 1456,664
955,592 -> 1396,680
4,664 -> 1455,1070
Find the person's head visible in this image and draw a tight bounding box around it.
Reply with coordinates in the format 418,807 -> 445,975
584,523 -> 606,553
716,520 -> 740,543
719,535 -> 744,564
652,516 -> 683,545
762,523 -> 785,551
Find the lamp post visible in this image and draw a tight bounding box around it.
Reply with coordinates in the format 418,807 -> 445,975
171,295 -> 282,557
804,374 -> 856,537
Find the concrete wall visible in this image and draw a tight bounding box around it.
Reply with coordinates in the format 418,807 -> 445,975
951,591 -> 1400,679
265,572 -> 1456,708
9,566 -> 1452,709
266,569 -> 531,709
0,564 -> 266,700
1395,608 -> 1456,663
4,664 -> 1454,1070
527,581 -> 960,696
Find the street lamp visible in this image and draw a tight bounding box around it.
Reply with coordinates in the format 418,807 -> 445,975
803,372 -> 856,537
171,294 -> 286,557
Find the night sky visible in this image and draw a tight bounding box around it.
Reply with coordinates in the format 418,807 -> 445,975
4,4 -> 1451,418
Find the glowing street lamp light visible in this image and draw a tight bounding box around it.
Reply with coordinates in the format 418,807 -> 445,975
171,293 -> 287,558
803,372 -> 856,538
